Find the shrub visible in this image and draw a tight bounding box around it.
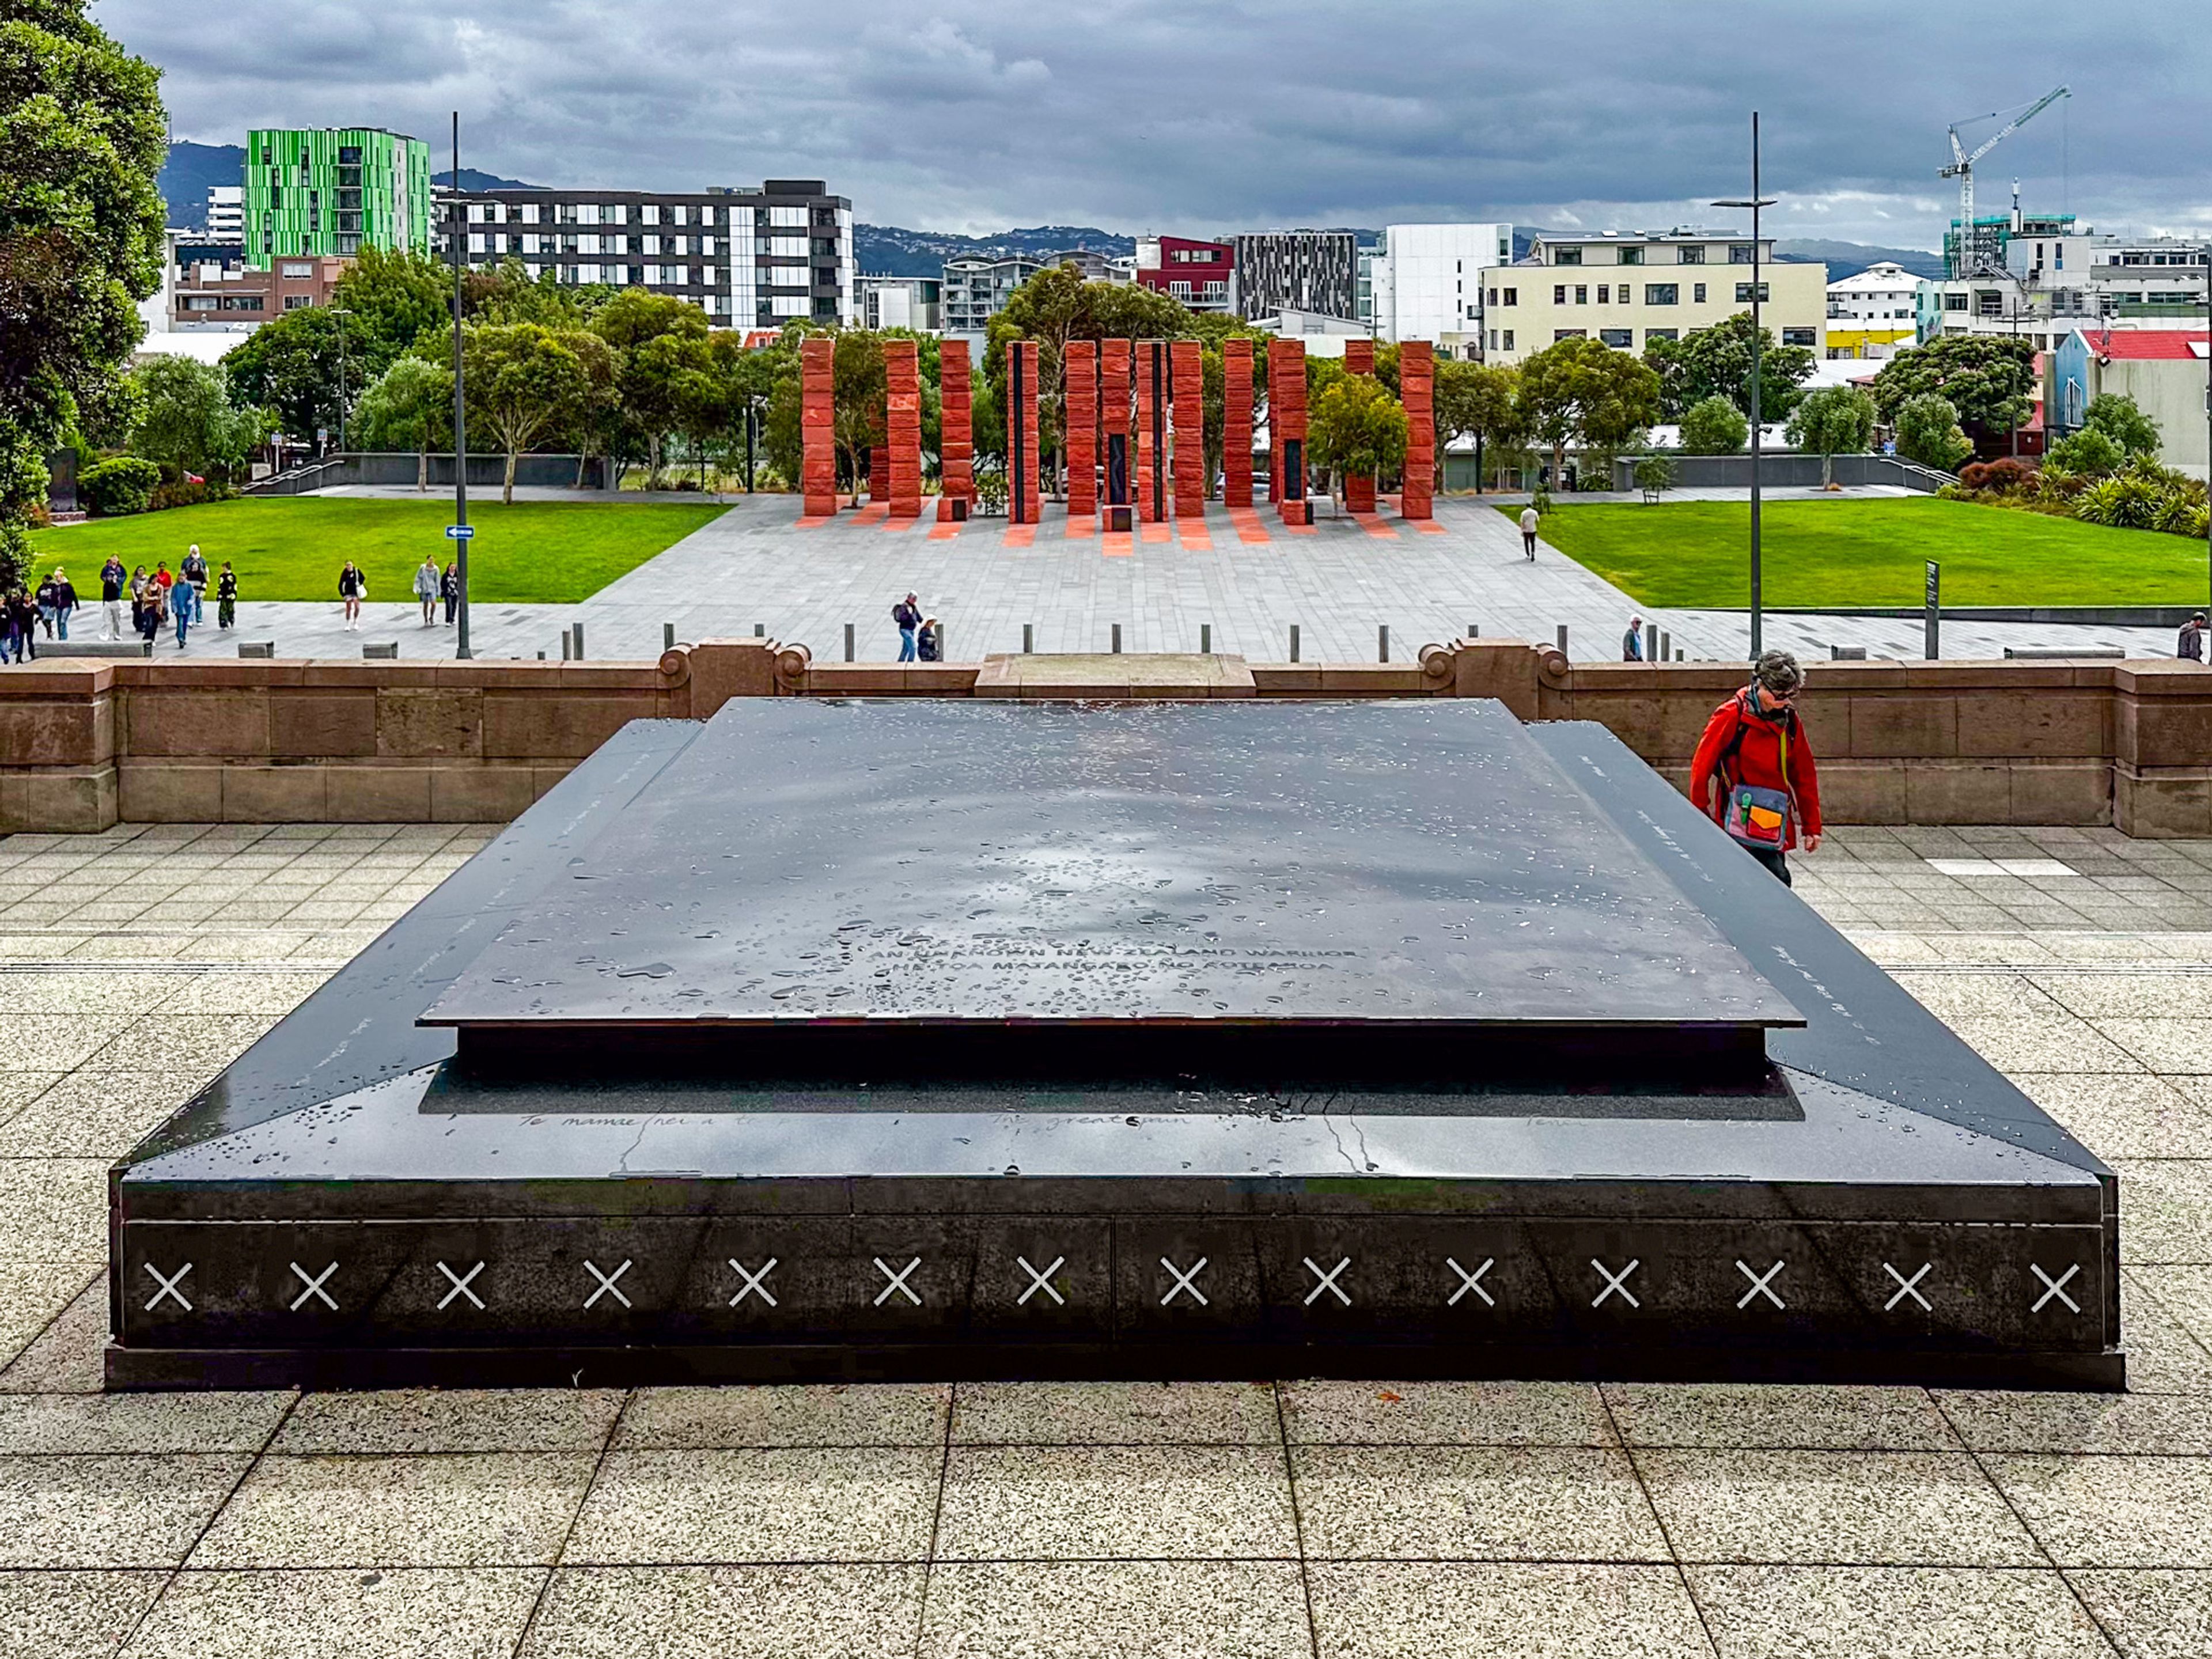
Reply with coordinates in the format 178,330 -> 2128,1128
2043,427 -> 2124,478
79,456 -> 162,517
2073,474 -> 2162,531
1677,395 -> 1747,455
1957,462 -> 1991,491
146,478 -> 235,513
1894,393 -> 1973,472
1982,457 -> 2035,493
2082,392 -> 2161,457
1632,453 -> 1677,496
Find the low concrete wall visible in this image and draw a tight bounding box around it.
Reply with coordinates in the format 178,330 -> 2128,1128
1610,454 -> 1949,493
0,639 -> 2205,835
249,453 -> 611,495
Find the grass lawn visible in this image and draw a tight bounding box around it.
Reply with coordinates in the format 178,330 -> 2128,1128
27,497 -> 728,604
1514,497 -> 2212,608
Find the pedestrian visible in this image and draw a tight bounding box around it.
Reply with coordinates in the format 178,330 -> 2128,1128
893,591 -> 922,662
1519,503 -> 1540,559
1690,649 -> 1823,887
441,562 -> 459,626
173,577 -> 192,648
50,568 -> 74,640
2181,611 -> 2209,664
181,545 -> 209,626
916,615 -> 942,662
338,562 -> 364,630
412,556 -> 441,626
99,556 -> 126,641
3,591 -> 31,663
1622,614 -> 1645,662
216,562 -> 237,630
33,571 -> 56,638
153,561 -> 174,600
137,579 -> 165,645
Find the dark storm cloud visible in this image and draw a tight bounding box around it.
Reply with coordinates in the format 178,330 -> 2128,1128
99,0 -> 2209,243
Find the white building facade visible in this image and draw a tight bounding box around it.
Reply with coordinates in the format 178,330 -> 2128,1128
1824,262 -> 1926,359
204,185 -> 244,241
1369,222 -> 1513,357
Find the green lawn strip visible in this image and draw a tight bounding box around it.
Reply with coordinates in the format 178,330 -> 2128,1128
28,498 -> 728,604
1512,498 -> 2210,609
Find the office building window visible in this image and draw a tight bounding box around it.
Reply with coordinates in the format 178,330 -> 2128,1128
1734,282 -> 1770,304
1502,287 -> 1517,306
1501,330 -> 1514,350
1679,245 -> 1706,264
1645,284 -> 1679,305
1599,328 -> 1633,349
1644,328 -> 1677,343
1597,285 -> 1609,304
1554,247 -> 1581,266
279,262 -> 312,279
1554,328 -> 1586,341
1554,285 -> 1566,305
1694,283 -> 1707,304
1781,327 -> 1816,347
1729,244 -> 1756,264
283,294 -> 312,310
1575,285 -> 1588,304
1619,247 -> 1642,266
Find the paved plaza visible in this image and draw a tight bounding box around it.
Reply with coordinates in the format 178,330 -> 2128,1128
52,488 -> 2183,671
0,822 -> 2208,1655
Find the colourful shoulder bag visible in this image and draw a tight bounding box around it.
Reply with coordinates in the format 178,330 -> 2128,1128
1719,696 -> 1796,850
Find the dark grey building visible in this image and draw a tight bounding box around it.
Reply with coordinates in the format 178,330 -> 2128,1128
1232,230 -> 1359,323
438,179 -> 854,328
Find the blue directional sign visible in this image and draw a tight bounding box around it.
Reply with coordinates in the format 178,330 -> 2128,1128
446,525 -> 476,540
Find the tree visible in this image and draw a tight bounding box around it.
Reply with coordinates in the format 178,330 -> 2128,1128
1306,374 -> 1408,508
1432,361 -> 1520,492
460,323 -> 593,503
1643,313 -> 1814,422
590,291 -> 709,487
1870,336 -> 2035,438
333,246 -> 454,363
1894,392 -> 1973,472
350,356 -> 452,490
2043,426 -> 2124,478
1678,395 -> 1747,454
221,306 -> 380,446
128,354 -> 270,481
2082,393 -> 2160,459
1783,385 -> 1877,487
0,0 -> 167,581
1514,337 -> 1661,484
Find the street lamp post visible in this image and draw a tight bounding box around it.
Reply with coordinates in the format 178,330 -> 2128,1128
1716,111 -> 1778,661
329,306 -> 350,457
449,112 -> 471,660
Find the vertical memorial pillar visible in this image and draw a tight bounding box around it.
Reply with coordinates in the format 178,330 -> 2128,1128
1065,340 -> 1099,518
1134,340 -> 1168,522
884,340 -> 922,518
1171,340 -> 1205,518
1341,338 -> 1377,513
1268,338 -> 1308,524
801,336 -> 836,518
1400,340 -> 1435,521
1101,338 -> 1132,531
937,339 -> 974,522
1009,340 -> 1041,525
1222,339 -> 1254,509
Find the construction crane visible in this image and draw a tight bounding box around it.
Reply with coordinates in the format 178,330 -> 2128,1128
1940,85 -> 2070,259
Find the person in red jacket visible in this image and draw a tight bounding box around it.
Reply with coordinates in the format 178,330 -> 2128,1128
1689,650 -> 1823,885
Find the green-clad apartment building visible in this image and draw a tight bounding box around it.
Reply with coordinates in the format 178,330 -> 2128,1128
243,128 -> 431,268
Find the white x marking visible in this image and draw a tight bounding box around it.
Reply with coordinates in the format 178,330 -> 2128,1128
1884,1262 -> 1933,1312
874,1256 -> 922,1306
2032,1262 -> 2082,1314
436,1261 -> 485,1310
727,1258 -> 778,1308
1303,1256 -> 1352,1306
1160,1256 -> 1209,1306
143,1262 -> 192,1313
1017,1255 -> 1066,1306
1591,1258 -> 1641,1309
1446,1256 -> 1495,1308
1736,1259 -> 1786,1310
583,1259 -> 632,1309
289,1261 -> 339,1312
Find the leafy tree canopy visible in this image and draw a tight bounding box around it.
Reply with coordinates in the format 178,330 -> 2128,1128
1677,394 -> 1747,455
1515,337 -> 1661,478
460,321 -> 593,502
1870,335 -> 2036,433
1642,313 -> 1813,422
332,245 -> 454,364
127,353 -> 270,480
1784,384 -> 1877,486
221,305 -> 380,445
1893,391 -> 1974,472
1306,374 -> 1408,497
0,0 -> 168,576
2082,392 -> 2160,457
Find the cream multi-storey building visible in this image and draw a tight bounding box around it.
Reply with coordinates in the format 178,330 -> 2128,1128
1476,230 -> 1826,365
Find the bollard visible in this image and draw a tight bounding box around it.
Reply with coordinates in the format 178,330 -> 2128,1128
1467,622 -> 1479,640
1200,623 -> 1211,654
537,651 -> 546,661
663,622 -> 675,652
1378,625 -> 1389,663
1556,624 -> 1568,655
1675,648 -> 1684,662
753,623 -> 765,638
844,623 -> 855,662
1022,623 -> 1033,654
1290,624 -> 1301,663
1111,623 -> 1122,654
560,631 -> 571,662
1659,630 -> 1671,661
571,622 -> 585,660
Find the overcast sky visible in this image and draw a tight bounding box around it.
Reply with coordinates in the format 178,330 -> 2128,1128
102,0 -> 2210,247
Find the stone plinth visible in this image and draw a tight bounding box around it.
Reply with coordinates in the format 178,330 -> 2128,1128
1101,339 -> 1132,514
801,337 -> 836,518
1223,340 -> 1255,508
1065,340 -> 1098,517
1171,340 -> 1205,517
1010,340 -> 1041,525
1268,338 -> 1307,517
1135,340 -> 1166,522
973,653 -> 1258,700
938,339 -> 974,521
884,340 -> 922,518
1400,340 -> 1434,521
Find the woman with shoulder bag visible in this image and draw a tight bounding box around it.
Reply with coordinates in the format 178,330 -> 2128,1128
1688,649 -> 1823,885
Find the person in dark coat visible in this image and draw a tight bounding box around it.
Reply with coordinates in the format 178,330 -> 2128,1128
2181,612 -> 2209,663
216,563 -> 238,630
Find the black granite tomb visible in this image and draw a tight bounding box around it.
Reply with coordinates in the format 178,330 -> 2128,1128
106,700 -> 2124,1389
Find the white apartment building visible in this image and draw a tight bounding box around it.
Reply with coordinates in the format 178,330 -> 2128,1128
856,275 -> 940,332
1366,222 -> 1513,356
1824,262 -> 1925,359
1919,229 -> 2207,353
1478,230 -> 1827,366
204,185 -> 244,242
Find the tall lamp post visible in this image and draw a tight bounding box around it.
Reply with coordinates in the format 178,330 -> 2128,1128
328,306 -> 351,457
1716,111 -> 1778,660
449,113 -> 471,660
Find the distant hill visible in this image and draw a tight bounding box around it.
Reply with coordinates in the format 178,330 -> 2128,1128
1772,240 -> 1945,282
433,168 -> 543,192
157,141 -> 245,230
855,224 -> 1134,277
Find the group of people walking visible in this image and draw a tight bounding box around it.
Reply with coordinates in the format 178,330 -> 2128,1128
892,592 -> 941,662
91,546 -> 236,649
3,568 -> 78,662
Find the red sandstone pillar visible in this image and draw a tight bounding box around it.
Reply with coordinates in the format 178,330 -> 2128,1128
1171,340 -> 1205,518
1400,340 -> 1434,521
1064,340 -> 1098,517
1134,340 -> 1167,522
801,336 -> 836,517
1009,340 -> 1041,525
1268,338 -> 1308,522
1101,338 -> 1132,528
937,339 -> 974,521
884,340 -> 922,518
1222,340 -> 1254,508
1341,338 -> 1377,513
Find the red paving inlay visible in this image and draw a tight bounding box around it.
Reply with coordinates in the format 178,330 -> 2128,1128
1065,514 -> 1097,539
1101,532 -> 1135,558
1226,507 -> 1272,546
1001,523 -> 1037,549
1177,520 -> 1214,551
851,502 -> 891,525
925,521 -> 963,541
1351,511 -> 1400,540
